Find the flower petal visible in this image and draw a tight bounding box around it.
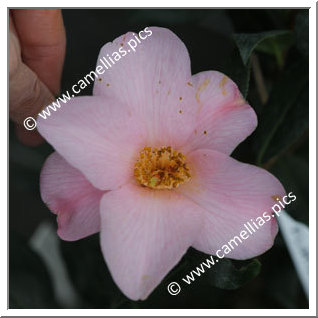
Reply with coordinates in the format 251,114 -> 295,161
40,152 -> 104,241
99,183 -> 204,300
181,71 -> 257,155
93,27 -> 196,148
178,149 -> 285,259
37,96 -> 147,190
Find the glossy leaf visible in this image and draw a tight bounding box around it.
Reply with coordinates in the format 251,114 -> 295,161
269,153 -> 309,225
233,30 -> 291,65
256,32 -> 293,68
255,62 -> 308,165
206,259 -> 261,290
221,47 -> 251,98
185,249 -> 262,290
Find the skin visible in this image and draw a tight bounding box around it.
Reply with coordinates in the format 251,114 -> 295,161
9,9 -> 66,146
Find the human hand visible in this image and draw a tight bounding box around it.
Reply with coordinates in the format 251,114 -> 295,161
9,9 -> 66,146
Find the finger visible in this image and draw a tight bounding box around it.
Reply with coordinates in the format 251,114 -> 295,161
10,21 -> 54,122
9,17 -> 45,146
9,52 -> 55,124
9,26 -> 54,124
11,9 -> 66,95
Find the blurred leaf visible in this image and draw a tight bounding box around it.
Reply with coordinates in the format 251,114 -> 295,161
60,235 -> 126,308
256,32 -> 294,68
197,10 -> 234,37
221,47 -> 251,98
9,232 -> 58,308
129,9 -> 228,28
263,87 -> 308,162
233,30 -> 291,65
226,30 -> 292,98
185,249 -> 261,290
255,33 -> 293,55
260,237 -> 308,308
294,10 -> 309,57
269,153 -> 309,225
255,62 -> 308,165
205,259 -> 261,290
130,9 -> 198,24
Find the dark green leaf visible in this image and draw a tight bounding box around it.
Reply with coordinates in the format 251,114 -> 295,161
256,32 -> 294,68
233,30 -> 291,65
9,232 -> 58,308
184,249 -> 261,290
221,47 -> 251,98
263,87 -> 308,161
295,10 -> 309,57
130,9 -> 211,25
269,153 -> 309,225
255,61 -> 308,165
60,235 -> 126,308
206,259 -> 261,290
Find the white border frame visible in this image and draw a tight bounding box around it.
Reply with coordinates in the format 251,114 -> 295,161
2,1 -> 316,316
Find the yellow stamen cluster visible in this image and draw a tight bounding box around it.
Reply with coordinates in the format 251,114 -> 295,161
134,146 -> 191,190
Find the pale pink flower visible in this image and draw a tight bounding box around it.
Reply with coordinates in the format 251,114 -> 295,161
38,27 -> 285,300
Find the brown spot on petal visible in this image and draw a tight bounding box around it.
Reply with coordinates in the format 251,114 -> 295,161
219,75 -> 228,96
195,79 -> 210,113
203,130 -> 207,135
106,83 -> 110,87
195,79 -> 210,104
98,78 -> 102,82
179,110 -> 183,114
271,195 -> 282,201
219,75 -> 228,88
187,81 -> 193,87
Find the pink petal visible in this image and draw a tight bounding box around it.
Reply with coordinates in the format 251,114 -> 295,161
181,71 -> 257,155
37,96 -> 147,190
99,183 -> 204,300
93,27 -> 197,148
178,149 -> 285,259
40,152 -> 104,241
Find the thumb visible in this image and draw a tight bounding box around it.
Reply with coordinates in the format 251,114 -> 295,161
9,61 -> 55,147
9,28 -> 54,124
9,60 -> 55,125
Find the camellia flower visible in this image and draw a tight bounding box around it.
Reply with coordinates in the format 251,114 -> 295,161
38,27 -> 285,300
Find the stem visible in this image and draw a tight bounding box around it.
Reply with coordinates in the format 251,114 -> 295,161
251,53 -> 268,105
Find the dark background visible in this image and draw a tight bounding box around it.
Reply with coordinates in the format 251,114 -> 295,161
9,9 -> 309,309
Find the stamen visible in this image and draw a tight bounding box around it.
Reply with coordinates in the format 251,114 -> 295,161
134,146 -> 191,190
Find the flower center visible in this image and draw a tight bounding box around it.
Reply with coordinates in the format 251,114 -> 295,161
134,146 -> 191,190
